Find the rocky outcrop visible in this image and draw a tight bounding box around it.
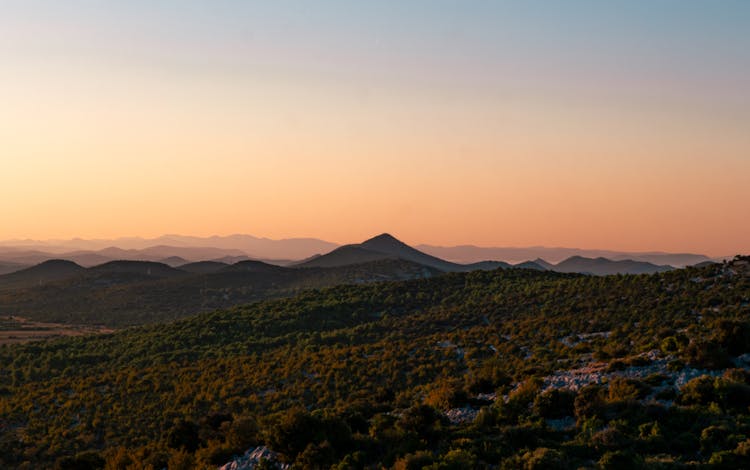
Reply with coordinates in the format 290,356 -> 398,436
218,446 -> 289,470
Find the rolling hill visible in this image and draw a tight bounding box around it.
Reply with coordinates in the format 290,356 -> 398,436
0,259 -> 86,290
0,257 -> 440,326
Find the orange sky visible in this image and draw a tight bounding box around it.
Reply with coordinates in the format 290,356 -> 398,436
1,2 -> 748,256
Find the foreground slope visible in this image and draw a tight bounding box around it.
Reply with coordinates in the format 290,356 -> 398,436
1,257 -> 748,468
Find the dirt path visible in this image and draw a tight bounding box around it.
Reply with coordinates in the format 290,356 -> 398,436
0,315 -> 114,345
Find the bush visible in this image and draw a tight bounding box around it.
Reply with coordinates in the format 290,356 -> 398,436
424,379 -> 468,410
166,420 -> 201,453
677,376 -> 716,406
598,450 -> 643,469
396,405 -> 444,444
519,447 -> 567,470
700,425 -> 732,454
708,450 -> 750,469
295,441 -> 336,469
574,385 -> 606,421
467,359 -> 512,394
54,451 -> 105,470
225,416 -> 259,450
431,449 -> 478,469
683,341 -> 731,370
266,409 -> 324,460
608,378 -> 648,402
533,389 -> 576,419
393,450 -> 434,470
712,320 -> 750,356
591,426 -> 632,451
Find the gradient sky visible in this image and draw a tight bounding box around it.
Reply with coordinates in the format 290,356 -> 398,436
1,1 -> 748,255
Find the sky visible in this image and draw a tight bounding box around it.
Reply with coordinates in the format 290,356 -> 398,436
1,1 -> 748,256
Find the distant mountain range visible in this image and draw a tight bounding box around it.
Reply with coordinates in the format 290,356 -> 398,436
296,234 -> 674,275
0,234 -> 722,268
0,233 -> 723,277
416,244 -> 715,267
0,234 -> 338,260
0,233 -> 725,327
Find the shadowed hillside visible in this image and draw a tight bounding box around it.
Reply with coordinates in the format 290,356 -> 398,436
0,258 -> 439,326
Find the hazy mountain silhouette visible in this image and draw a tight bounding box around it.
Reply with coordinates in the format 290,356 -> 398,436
0,261 -> 28,275
159,256 -> 189,267
0,235 -> 718,267
417,244 -> 711,267
552,256 -> 672,275
0,234 -> 338,260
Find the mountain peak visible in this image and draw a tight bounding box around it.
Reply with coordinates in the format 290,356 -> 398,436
362,233 -> 402,245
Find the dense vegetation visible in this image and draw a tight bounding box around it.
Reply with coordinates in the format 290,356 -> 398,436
0,257 -> 749,468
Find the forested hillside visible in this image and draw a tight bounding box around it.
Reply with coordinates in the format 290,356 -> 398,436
1,258 -> 749,468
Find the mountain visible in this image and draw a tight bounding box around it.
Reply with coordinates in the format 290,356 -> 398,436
552,256 -> 673,275
299,234 -> 468,272
417,244 -> 711,267
359,234 -> 466,272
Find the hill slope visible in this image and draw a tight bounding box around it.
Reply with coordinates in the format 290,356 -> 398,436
1,257 -> 748,468
295,245 -> 394,268
0,259 -> 86,290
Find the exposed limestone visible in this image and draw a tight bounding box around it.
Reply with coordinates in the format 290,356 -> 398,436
218,446 -> 289,470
